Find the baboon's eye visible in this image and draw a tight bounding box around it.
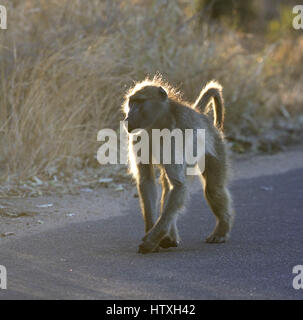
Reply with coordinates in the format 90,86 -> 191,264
129,98 -> 145,111
131,98 -> 144,104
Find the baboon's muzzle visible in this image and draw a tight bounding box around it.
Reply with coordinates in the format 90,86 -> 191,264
123,118 -> 133,133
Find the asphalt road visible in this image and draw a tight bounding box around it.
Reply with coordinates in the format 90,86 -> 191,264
0,168 -> 302,300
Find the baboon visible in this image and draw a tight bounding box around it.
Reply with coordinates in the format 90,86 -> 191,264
122,75 -> 235,254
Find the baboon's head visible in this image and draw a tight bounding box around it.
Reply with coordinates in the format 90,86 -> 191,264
124,85 -> 169,133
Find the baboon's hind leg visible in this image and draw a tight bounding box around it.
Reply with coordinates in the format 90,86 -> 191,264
202,153 -> 234,243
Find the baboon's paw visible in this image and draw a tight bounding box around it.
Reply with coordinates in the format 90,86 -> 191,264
205,234 -> 228,243
138,241 -> 159,254
159,237 -> 178,248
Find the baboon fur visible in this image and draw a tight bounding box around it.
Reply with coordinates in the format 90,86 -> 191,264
122,75 -> 235,254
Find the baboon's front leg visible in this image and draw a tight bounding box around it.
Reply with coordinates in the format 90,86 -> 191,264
136,164 -> 157,234
138,165 -> 186,253
159,170 -> 170,214
158,171 -> 179,248
159,218 -> 179,249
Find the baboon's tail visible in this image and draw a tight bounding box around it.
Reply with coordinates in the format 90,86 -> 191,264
193,80 -> 224,131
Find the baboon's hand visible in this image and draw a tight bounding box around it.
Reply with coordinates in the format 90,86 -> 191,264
138,242 -> 159,254
159,236 -> 178,248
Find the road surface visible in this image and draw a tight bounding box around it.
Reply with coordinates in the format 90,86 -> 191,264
0,167 -> 302,299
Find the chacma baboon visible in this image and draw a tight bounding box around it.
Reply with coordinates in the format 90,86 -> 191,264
123,75 -> 235,254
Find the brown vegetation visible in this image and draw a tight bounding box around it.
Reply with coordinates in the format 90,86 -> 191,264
0,0 -> 302,195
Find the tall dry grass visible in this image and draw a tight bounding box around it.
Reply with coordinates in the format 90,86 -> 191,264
0,0 -> 302,185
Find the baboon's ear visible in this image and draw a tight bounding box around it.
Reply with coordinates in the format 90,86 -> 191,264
158,86 -> 167,100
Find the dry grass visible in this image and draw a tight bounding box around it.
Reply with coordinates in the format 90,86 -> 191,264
0,0 -> 302,188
